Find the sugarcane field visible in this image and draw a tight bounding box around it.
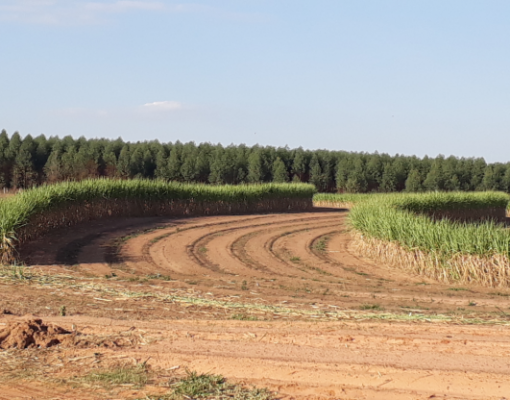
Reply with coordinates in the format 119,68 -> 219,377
0,177 -> 509,399
4,2 -> 510,398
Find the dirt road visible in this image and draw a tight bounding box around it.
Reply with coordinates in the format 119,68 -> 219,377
1,209 -> 510,399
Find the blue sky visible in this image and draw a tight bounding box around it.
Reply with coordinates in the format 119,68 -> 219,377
1,0 -> 509,161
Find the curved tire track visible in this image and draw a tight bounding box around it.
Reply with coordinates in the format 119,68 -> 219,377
17,209 -> 510,399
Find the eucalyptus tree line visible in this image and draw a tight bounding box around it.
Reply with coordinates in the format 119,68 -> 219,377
1,130 -> 510,193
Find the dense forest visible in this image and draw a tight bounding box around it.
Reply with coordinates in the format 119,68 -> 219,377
1,130 -> 509,193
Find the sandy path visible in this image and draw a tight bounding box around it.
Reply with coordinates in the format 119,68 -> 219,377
3,209 -> 510,399
2,316 -> 510,399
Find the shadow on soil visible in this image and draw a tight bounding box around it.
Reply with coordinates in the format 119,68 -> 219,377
20,208 -> 348,267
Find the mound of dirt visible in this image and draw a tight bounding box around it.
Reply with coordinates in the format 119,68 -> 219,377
0,319 -> 73,350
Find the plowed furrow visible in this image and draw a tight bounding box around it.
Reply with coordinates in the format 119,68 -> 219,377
143,215 -> 278,276
269,227 -> 347,280
189,215 -> 339,277
223,220 -> 344,278
237,219 -> 345,280
144,214 -> 335,277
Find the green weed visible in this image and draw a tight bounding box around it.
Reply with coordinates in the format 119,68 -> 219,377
231,313 -> 258,321
168,370 -> 273,400
360,304 -> 382,310
83,363 -> 149,388
314,237 -> 328,252
147,274 -> 172,281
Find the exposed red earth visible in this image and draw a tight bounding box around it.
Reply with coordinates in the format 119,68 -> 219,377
1,208 -> 510,399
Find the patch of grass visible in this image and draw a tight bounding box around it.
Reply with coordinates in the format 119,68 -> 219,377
198,246 -> 208,253
448,287 -> 468,291
126,276 -> 148,283
83,363 -> 149,388
468,301 -> 477,306
290,256 -> 301,263
0,264 -> 31,281
344,267 -> 369,276
360,304 -> 382,310
187,280 -> 198,285
313,237 -> 328,252
491,292 -> 510,297
147,274 -> 172,281
231,313 -> 258,321
241,280 -> 248,291
308,265 -> 331,276
169,370 -> 273,400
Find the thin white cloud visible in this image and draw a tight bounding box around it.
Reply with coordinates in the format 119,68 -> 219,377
143,101 -> 182,111
0,1 -> 60,24
84,1 -> 165,13
0,0 -> 193,25
0,1 -> 262,25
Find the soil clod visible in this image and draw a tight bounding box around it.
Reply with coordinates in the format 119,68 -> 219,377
0,319 -> 72,350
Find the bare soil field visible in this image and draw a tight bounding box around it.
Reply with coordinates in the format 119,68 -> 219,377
2,208 -> 510,399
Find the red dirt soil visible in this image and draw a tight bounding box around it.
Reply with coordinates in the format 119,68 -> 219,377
1,208 -> 510,399
0,319 -> 72,350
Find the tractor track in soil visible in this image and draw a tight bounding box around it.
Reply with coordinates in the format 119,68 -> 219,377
1,209 -> 510,399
